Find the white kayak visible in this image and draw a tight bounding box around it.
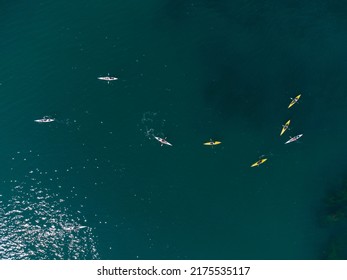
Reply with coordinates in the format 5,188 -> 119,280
34,117 -> 55,123
62,225 -> 87,231
97,76 -> 118,82
154,136 -> 172,146
285,134 -> 303,144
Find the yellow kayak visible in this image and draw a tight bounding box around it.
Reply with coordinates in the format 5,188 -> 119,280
251,158 -> 267,167
288,94 -> 301,108
203,140 -> 221,146
280,120 -> 291,136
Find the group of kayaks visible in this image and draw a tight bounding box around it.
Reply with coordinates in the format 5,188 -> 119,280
34,75 -> 119,123
153,136 -> 221,147
250,94 -> 303,167
153,94 -> 303,168
34,78 -> 302,169
281,94 -> 303,144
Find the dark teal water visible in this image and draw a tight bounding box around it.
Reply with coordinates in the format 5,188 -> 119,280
1,0 -> 347,259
